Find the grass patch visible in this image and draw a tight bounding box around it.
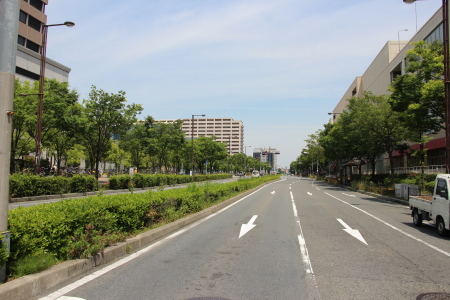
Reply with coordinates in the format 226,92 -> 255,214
9,253 -> 57,278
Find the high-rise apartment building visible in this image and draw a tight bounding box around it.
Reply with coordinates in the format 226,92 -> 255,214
156,118 -> 244,154
16,0 -> 71,83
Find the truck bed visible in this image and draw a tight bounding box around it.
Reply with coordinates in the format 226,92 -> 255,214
409,195 -> 433,212
411,195 -> 432,201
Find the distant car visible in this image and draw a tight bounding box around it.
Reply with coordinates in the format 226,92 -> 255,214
252,170 -> 260,178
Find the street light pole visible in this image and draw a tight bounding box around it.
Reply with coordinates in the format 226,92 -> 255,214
245,145 -> 251,174
191,114 -> 205,177
34,21 -> 75,174
398,29 -> 408,52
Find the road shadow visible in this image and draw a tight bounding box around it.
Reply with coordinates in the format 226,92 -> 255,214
401,221 -> 450,240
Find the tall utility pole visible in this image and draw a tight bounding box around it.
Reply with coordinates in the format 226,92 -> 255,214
33,21 -> 74,174
0,0 -> 20,282
190,114 -> 205,177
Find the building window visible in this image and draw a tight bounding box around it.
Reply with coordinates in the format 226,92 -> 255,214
28,15 -> 42,32
17,35 -> 25,46
29,0 -> 44,11
390,63 -> 402,82
425,23 -> 443,44
19,10 -> 27,23
16,66 -> 40,80
26,39 -> 40,52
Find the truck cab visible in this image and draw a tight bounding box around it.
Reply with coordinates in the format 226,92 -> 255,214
409,174 -> 450,236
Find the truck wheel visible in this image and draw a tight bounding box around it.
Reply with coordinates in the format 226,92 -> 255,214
436,217 -> 449,237
413,210 -> 423,227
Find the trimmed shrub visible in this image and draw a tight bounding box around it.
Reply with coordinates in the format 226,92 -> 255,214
9,174 -> 96,198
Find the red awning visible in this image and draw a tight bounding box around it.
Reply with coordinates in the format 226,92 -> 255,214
392,137 -> 445,157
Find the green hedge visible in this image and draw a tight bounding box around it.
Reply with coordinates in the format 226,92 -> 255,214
9,173 -> 233,198
9,174 -> 98,198
108,173 -> 232,190
7,175 -> 279,265
350,173 -> 438,194
351,173 -> 438,186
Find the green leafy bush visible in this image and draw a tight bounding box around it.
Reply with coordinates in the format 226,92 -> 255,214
70,175 -> 97,193
9,174 -> 97,198
0,242 -> 7,266
107,173 -> 232,190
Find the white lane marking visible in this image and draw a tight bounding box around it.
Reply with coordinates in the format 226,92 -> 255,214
325,192 -> 450,257
239,215 -> 258,238
271,191 -> 276,194
39,181 -> 281,300
342,193 -> 355,197
290,191 -> 319,297
307,192 -> 312,196
336,219 -> 368,245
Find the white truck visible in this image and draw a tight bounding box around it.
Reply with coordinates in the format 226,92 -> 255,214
409,174 -> 450,236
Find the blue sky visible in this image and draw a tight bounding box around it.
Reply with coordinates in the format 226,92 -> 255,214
45,0 -> 442,168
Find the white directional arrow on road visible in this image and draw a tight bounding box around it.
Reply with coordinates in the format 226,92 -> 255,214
239,215 -> 258,238
337,219 -> 368,245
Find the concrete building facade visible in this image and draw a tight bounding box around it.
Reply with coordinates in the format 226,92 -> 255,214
157,118 -> 244,154
331,6 -> 446,174
16,0 -> 71,83
253,147 -> 280,172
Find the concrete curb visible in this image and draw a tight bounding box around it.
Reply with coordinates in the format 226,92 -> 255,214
0,184 -> 263,300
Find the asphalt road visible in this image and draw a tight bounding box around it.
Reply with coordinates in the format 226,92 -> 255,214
37,177 -> 450,300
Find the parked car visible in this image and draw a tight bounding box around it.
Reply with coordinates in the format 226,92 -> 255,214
252,170 -> 260,178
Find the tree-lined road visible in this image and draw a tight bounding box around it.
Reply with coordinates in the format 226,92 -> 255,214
39,177 -> 450,300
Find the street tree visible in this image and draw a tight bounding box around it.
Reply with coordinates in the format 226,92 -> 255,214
229,153 -> 246,173
106,142 -> 131,174
147,119 -> 185,172
304,130 -> 326,174
120,121 -> 150,171
78,86 -> 142,178
347,92 -> 407,184
66,144 -> 85,169
191,136 -> 227,173
390,40 -> 444,170
11,79 -> 79,173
